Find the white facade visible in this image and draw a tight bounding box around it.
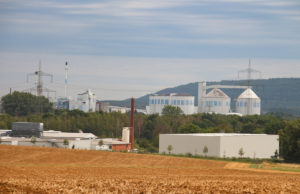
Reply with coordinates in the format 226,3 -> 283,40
122,127 -> 130,143
69,89 -> 96,112
159,133 -> 279,159
109,106 -> 128,113
69,139 -> 93,150
199,88 -> 231,114
236,88 -> 261,115
42,130 -> 97,139
148,93 -> 195,115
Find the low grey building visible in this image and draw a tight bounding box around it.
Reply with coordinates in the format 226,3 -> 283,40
12,122 -> 43,138
159,133 -> 279,159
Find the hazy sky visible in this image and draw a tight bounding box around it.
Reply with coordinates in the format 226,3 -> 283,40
0,0 -> 300,100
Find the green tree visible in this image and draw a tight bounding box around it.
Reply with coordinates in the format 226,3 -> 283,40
238,148 -> 245,158
167,145 -> 173,154
203,146 -> 208,157
162,105 -> 183,117
279,119 -> 300,162
138,138 -> 150,149
98,139 -> 104,146
31,136 -> 36,144
274,149 -> 279,159
1,91 -> 53,116
63,139 -> 69,148
178,123 -> 201,133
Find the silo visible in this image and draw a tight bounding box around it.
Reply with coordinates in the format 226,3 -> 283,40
122,127 -> 130,143
236,88 -> 261,115
198,82 -> 207,113
202,88 -> 231,114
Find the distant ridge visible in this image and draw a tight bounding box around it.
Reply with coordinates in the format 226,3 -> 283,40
102,78 -> 300,116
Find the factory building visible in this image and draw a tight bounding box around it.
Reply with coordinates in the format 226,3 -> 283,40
42,130 -> 97,140
159,133 -> 278,159
148,93 -> 195,115
96,101 -> 110,112
1,123 -> 132,151
197,82 -> 261,116
236,88 -> 261,115
69,89 -> 96,112
199,88 -> 231,114
56,97 -> 69,110
11,122 -> 43,138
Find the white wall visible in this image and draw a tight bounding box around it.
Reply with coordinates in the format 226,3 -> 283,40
199,97 -> 231,114
149,95 -> 195,115
122,127 -> 130,143
159,134 -> 279,159
220,135 -> 278,158
69,139 -> 93,150
236,98 -> 261,115
159,134 -> 220,157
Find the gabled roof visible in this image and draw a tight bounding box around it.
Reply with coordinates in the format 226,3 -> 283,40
206,88 -> 230,98
238,88 -> 260,99
153,93 -> 193,97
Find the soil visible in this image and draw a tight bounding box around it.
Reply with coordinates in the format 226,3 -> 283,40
0,145 -> 299,193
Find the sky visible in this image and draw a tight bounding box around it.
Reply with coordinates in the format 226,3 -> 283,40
0,0 -> 300,100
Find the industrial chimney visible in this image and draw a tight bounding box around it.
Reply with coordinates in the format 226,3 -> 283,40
130,97 -> 135,150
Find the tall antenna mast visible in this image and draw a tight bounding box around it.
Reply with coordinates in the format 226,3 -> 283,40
65,61 -> 69,98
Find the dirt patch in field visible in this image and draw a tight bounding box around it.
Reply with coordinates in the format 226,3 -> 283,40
0,145 -> 299,193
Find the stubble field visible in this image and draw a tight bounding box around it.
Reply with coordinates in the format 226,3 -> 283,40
0,145 -> 299,193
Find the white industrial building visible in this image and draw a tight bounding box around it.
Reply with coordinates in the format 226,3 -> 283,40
197,82 -> 261,116
0,127 -> 131,151
147,93 -> 196,115
159,133 -> 278,159
42,130 -> 97,140
198,88 -> 231,114
236,88 -> 261,115
69,89 -> 96,112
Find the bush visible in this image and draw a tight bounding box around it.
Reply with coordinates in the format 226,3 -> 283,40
185,152 -> 193,157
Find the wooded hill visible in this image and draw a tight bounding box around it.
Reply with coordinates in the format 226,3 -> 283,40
104,78 -> 300,116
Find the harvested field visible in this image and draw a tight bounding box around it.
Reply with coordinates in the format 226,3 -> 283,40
0,145 -> 299,193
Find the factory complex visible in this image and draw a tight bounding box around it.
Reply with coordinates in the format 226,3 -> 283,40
147,81 -> 261,116
0,124 -> 132,151
0,64 -> 279,160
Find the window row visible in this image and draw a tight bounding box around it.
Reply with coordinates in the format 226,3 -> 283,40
205,101 -> 230,107
150,99 -> 193,106
236,101 -> 260,108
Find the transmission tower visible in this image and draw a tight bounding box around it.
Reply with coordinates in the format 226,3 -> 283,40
25,61 -> 56,98
237,59 -> 262,115
238,59 -> 262,88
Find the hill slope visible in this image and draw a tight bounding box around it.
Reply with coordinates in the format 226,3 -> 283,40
104,78 -> 300,115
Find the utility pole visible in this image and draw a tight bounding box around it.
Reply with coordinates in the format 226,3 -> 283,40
25,61 -> 55,98
238,59 -> 262,115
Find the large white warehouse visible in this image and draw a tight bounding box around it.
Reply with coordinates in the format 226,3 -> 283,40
159,133 -> 278,159
236,88 -> 261,115
148,93 -> 195,115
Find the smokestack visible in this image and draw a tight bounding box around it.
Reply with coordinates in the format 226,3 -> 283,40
130,97 -> 135,149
